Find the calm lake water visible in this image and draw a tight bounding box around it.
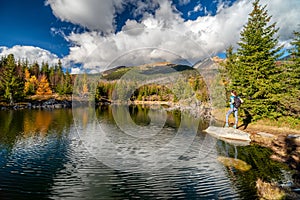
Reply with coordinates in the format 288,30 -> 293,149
0,105 -> 297,199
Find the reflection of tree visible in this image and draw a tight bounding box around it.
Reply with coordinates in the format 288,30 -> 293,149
23,110 -> 53,137
0,110 -> 73,199
0,109 -> 73,147
0,110 -> 21,146
72,107 -> 95,129
216,142 -> 290,199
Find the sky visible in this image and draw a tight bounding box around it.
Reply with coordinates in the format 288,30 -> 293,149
0,0 -> 299,74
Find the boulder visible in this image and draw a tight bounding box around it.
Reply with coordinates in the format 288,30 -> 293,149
204,126 -> 251,142
217,156 -> 252,171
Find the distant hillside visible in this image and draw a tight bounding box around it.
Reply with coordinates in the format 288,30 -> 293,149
96,62 -> 209,103
101,62 -> 196,81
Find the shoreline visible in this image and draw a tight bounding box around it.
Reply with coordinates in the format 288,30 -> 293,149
1,98 -> 299,166
211,110 -> 300,179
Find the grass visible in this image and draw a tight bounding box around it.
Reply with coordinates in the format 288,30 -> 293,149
256,178 -> 285,200
255,116 -> 300,130
211,107 -> 300,133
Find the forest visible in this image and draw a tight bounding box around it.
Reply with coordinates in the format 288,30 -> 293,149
0,55 -> 73,104
0,0 -> 299,123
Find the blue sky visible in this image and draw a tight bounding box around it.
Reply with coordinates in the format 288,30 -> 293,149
0,0 -> 76,56
0,0 -> 299,73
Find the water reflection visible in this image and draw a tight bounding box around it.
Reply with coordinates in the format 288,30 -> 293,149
0,106 -> 298,199
73,104 -> 204,172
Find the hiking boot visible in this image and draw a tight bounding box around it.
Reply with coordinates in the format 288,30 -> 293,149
233,125 -> 237,129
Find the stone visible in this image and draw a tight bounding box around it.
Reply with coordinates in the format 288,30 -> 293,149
204,126 -> 251,142
257,132 -> 275,138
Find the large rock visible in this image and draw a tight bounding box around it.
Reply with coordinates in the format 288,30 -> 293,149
217,156 -> 252,172
204,126 -> 251,143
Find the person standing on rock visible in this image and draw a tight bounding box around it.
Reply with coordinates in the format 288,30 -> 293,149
225,90 -> 243,129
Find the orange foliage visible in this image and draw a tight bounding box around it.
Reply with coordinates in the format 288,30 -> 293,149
23,110 -> 53,137
36,75 -> 52,95
24,75 -> 38,94
24,68 -> 31,81
82,83 -> 89,94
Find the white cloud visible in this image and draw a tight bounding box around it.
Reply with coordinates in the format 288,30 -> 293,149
0,45 -> 61,67
70,67 -> 83,74
45,0 -> 121,33
47,0 -> 300,72
178,0 -> 190,6
194,4 -> 202,12
4,0 -> 297,75
188,4 -> 203,17
262,0 -> 300,41
63,0 -> 251,71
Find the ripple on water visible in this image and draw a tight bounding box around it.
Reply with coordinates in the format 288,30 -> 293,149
1,107 -> 296,199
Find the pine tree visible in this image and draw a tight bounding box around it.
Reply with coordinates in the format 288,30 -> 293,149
63,71 -> 73,94
278,30 -> 300,117
30,62 -> 40,78
221,46 -> 238,89
0,54 -> 24,104
230,0 -> 283,119
41,61 -> 49,77
288,31 -> 300,90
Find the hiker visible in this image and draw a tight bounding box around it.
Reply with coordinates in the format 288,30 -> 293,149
225,90 -> 243,129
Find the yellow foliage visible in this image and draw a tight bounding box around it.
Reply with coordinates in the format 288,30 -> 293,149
24,68 -> 31,81
256,178 -> 285,200
36,75 -> 52,95
217,156 -> 252,172
83,83 -> 89,94
24,75 -> 37,94
23,110 -> 53,137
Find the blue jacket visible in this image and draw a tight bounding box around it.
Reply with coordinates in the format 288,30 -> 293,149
229,95 -> 235,109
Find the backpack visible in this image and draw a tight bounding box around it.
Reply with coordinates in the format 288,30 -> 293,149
233,96 -> 242,108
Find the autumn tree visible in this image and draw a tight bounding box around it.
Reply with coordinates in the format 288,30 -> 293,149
36,75 -> 52,95
24,68 -> 38,95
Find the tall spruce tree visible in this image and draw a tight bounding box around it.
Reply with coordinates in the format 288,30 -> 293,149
231,0 -> 283,119
0,54 -> 24,104
279,30 -> 300,117
288,31 -> 300,90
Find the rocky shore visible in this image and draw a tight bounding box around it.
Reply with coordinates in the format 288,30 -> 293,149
0,98 -> 72,110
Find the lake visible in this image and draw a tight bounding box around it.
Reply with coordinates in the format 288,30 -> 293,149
0,105 -> 297,199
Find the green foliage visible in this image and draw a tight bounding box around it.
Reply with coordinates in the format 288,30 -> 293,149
172,78 -> 193,101
56,71 -> 73,95
221,0 -> 290,120
102,67 -> 132,80
95,65 -> 209,104
0,54 -> 76,103
0,54 -> 24,104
